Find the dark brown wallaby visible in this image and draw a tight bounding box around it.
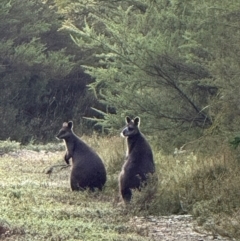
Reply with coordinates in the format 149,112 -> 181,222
56,121 -> 107,191
119,116 -> 155,202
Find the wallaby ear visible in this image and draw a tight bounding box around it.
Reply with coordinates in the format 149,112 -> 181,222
68,121 -> 73,129
125,116 -> 131,124
134,117 -> 140,127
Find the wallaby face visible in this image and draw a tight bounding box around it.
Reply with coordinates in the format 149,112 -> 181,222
56,121 -> 73,140
121,117 -> 140,137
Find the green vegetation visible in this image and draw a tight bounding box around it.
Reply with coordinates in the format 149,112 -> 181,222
58,0 -> 240,152
1,0 -> 240,240
0,0 -> 100,143
0,138 -> 148,241
0,139 -> 240,240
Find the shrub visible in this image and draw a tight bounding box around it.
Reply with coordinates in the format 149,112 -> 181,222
0,139 -> 20,153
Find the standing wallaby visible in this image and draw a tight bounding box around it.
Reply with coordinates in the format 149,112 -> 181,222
119,116 -> 155,202
56,121 -> 107,191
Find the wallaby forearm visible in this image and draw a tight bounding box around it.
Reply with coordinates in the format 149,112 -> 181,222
64,152 -> 71,164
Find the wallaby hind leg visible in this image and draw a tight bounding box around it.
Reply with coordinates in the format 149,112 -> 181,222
119,173 -> 132,202
70,177 -> 85,191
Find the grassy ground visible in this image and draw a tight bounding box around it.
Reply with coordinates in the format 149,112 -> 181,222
0,137 -> 152,241
0,136 -> 240,240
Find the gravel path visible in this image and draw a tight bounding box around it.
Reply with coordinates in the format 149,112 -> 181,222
129,215 -> 234,241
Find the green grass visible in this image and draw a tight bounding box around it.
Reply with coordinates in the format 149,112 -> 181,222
0,137 -> 151,241
0,137 -> 240,240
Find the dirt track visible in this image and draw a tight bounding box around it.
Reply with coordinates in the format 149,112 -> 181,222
129,215 -> 234,241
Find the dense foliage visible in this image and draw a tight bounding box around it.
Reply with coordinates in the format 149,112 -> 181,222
56,0 -> 240,151
1,0 -> 240,149
0,0 -> 100,143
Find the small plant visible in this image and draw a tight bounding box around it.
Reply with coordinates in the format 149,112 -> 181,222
230,136 -> 240,149
0,139 -> 20,154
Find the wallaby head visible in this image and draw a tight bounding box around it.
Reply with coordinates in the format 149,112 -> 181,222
121,116 -> 140,137
56,121 -> 74,140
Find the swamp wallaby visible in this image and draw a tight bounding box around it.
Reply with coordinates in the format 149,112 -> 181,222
119,116 -> 155,202
56,121 -> 107,191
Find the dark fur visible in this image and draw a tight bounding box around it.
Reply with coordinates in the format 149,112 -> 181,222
56,121 -> 106,191
119,116 -> 155,202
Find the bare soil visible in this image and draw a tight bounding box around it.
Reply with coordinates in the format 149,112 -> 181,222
129,215 -> 234,241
